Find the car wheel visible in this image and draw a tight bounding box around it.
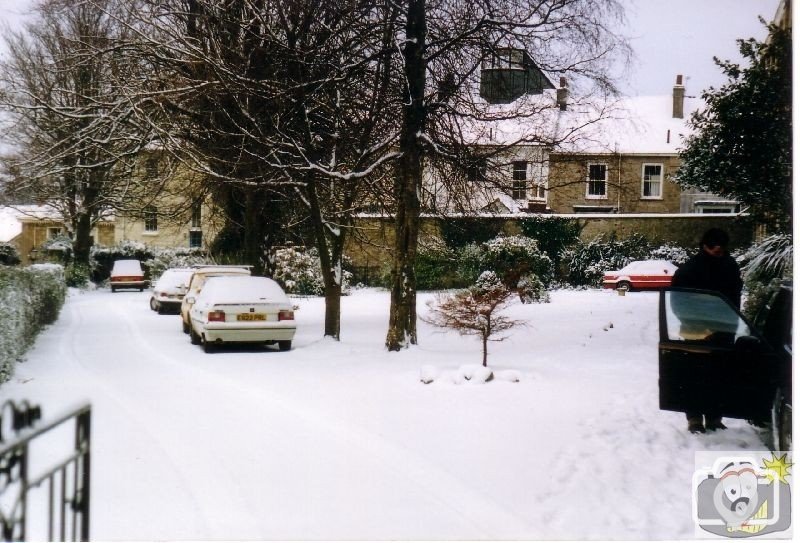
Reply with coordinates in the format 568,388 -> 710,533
202,336 -> 215,353
111,286 -> 116,293
150,298 -> 158,311
616,281 -> 632,292
771,389 -> 792,451
182,319 -> 190,334
190,326 -> 201,345
278,340 -> 292,352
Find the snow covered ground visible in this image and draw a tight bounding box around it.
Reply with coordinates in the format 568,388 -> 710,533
1,287 -> 768,540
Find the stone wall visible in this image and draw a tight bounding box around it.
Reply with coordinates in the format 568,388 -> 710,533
345,214 -> 754,282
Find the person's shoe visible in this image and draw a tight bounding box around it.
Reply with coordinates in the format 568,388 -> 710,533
705,419 -> 727,431
688,420 -> 706,434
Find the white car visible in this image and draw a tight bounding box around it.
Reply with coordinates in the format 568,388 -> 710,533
150,268 -> 195,314
188,275 -> 296,353
110,259 -> 146,292
180,265 -> 252,333
602,259 -> 678,291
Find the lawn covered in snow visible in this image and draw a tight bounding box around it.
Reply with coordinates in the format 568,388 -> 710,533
1,287 -> 767,540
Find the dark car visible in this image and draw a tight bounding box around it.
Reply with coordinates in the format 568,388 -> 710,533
658,284 -> 792,450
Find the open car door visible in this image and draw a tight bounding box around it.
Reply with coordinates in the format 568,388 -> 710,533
659,287 -> 779,420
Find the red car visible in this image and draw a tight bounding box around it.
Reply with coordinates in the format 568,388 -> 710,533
602,259 -> 677,291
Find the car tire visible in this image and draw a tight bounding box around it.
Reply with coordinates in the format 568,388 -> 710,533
278,340 -> 292,352
190,326 -> 201,345
182,319 -> 190,334
616,281 -> 632,292
111,286 -> 116,293
150,298 -> 158,311
202,336 -> 215,353
771,388 -> 792,451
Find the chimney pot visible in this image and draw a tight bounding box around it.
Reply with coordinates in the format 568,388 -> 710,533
672,74 -> 685,119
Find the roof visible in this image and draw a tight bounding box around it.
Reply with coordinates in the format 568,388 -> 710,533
462,90 -> 702,155
0,205 -> 63,242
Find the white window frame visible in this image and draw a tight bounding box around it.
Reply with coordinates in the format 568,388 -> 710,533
143,206 -> 158,233
641,163 -> 664,199
586,163 -> 607,199
511,161 -> 528,200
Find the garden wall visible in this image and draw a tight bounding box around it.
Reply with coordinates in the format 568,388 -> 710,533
345,214 -> 754,283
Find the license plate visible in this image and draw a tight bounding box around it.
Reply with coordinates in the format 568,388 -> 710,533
237,313 -> 266,321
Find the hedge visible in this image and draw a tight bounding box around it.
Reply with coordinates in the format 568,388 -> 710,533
0,264 -> 67,384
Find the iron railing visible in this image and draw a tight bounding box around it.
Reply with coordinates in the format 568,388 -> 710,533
0,400 -> 91,541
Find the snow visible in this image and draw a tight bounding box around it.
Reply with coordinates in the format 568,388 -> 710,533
0,287 -> 769,540
110,259 -> 143,275
199,276 -> 290,304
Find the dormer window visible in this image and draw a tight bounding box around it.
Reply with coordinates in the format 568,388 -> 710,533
479,47 -> 555,104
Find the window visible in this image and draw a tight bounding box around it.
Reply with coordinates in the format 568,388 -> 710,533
586,163 -> 607,198
531,181 -> 547,201
145,157 -> 159,178
144,206 -> 158,232
47,227 -> 62,239
512,161 -> 527,199
189,230 -> 202,248
482,48 -> 525,70
642,164 -> 663,198
191,202 -> 202,228
467,158 -> 487,182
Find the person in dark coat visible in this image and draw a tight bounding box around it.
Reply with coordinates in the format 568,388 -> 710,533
671,228 -> 743,434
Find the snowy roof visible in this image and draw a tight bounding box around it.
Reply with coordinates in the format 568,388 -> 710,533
463,90 -> 702,155
551,94 -> 703,155
199,276 -> 290,305
0,205 -> 63,242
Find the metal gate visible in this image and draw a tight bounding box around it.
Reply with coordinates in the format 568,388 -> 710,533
0,400 -> 91,541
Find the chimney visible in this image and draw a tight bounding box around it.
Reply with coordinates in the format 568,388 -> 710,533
672,74 -> 685,119
557,76 -> 568,111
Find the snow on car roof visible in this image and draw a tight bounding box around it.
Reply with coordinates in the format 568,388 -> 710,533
155,268 -> 194,289
112,259 -> 143,274
198,276 -> 290,304
621,260 -> 677,272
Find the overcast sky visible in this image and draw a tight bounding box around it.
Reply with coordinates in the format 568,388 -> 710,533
0,0 -> 780,97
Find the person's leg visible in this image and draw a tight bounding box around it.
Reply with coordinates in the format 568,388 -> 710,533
705,414 -> 727,431
686,412 -> 705,433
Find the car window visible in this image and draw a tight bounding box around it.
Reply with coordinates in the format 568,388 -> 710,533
664,290 -> 751,344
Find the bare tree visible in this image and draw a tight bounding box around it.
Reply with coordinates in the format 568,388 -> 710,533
383,0 -> 630,350
0,0 -> 157,264
422,271 -> 524,366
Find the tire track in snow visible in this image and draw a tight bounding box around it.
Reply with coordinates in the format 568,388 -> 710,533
105,294 -> 536,539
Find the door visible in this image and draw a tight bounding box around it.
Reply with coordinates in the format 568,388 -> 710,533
658,287 -> 778,420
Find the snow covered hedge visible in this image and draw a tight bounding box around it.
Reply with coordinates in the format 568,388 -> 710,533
0,264 -> 67,384
271,246 -> 353,296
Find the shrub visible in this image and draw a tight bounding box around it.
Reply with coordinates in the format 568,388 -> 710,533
739,234 -> 793,321
90,240 -> 154,282
0,242 -> 21,266
518,216 -> 583,268
517,273 -> 550,304
563,234 -> 651,287
440,217 -> 505,248
416,239 -> 460,290
0,264 -> 67,384
271,246 -> 352,296
143,248 -> 210,282
481,235 -> 554,289
648,243 -> 690,265
65,263 -> 91,288
40,235 -> 73,263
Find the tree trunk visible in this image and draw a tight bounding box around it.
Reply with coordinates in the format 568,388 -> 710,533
243,189 -> 266,275
482,334 -> 488,367
386,0 -> 426,351
72,211 -> 93,265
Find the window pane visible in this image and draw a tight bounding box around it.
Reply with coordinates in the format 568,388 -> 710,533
512,161 -> 527,180
589,164 -> 606,181
144,206 -> 158,232
665,290 -> 750,343
189,230 -> 202,248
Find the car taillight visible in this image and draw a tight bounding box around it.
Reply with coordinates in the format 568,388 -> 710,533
208,310 -> 226,322
278,310 -> 294,321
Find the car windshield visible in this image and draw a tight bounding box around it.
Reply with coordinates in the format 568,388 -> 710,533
112,260 -> 142,275
664,290 -> 751,343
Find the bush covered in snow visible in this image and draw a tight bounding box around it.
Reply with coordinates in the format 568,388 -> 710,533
563,234 -> 651,287
0,242 -> 21,266
450,235 -> 553,298
271,246 -> 352,296
648,243 -> 690,265
143,248 -> 210,282
65,262 -> 91,288
0,264 -> 66,384
739,234 -> 793,321
415,239 -> 460,290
